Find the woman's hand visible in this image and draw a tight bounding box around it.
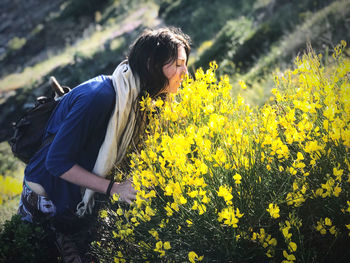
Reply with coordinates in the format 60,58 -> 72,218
111,179 -> 137,204
60,165 -> 137,204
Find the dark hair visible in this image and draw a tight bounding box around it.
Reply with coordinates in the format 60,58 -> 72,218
128,27 -> 191,98
116,27 -> 191,174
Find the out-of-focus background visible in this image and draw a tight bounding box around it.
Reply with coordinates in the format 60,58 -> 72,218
0,0 -> 349,224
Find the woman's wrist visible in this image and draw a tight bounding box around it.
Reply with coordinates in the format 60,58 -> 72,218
106,179 -> 115,196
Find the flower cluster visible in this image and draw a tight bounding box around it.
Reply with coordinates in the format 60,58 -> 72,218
0,174 -> 22,205
93,42 -> 350,262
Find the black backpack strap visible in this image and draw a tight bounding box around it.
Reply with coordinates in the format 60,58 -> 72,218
40,76 -> 71,149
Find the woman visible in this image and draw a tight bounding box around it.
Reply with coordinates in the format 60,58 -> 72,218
18,27 -> 191,262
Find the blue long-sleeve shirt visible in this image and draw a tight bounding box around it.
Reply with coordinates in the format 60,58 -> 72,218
25,75 -> 115,215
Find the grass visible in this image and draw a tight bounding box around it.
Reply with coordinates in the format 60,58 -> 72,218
0,196 -> 20,227
224,0 -> 350,107
241,0 -> 350,83
0,1 -> 159,92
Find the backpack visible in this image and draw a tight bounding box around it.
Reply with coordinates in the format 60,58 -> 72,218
9,77 -> 71,163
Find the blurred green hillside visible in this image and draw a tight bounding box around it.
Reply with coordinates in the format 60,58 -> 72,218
0,0 -> 349,221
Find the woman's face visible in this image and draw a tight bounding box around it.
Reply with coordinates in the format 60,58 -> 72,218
162,45 -> 188,94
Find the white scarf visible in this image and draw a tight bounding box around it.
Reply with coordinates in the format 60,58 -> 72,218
76,60 -> 140,216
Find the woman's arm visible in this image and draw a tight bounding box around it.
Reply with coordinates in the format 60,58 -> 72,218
61,164 -> 137,204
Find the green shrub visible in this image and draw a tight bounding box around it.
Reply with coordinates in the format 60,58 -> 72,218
59,0 -> 110,21
194,17 -> 255,74
0,215 -> 58,263
159,0 -> 254,45
92,43 -> 350,262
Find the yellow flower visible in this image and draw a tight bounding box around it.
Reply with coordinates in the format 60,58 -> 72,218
154,241 -> 165,257
171,202 -> 179,212
325,217 -> 332,226
202,195 -> 209,203
283,250 -> 296,262
233,173 -> 242,184
304,140 -> 324,153
266,203 -> 280,219
346,224 -> 350,236
113,193 -> 120,202
198,204 -> 207,215
333,167 -> 343,181
165,203 -> 173,217
117,208 -> 123,216
154,98 -> 164,108
266,248 -> 274,258
281,226 -> 292,239
188,190 -> 199,198
145,206 -> 156,217
239,80 -> 247,90
269,238 -> 277,246
148,229 -> 159,240
315,219 -> 327,235
217,185 -> 233,205
289,242 -> 297,252
213,146 -> 227,165
114,251 -> 126,263
329,226 -> 337,235
296,152 -> 304,160
163,241 -> 171,250
217,206 -> 243,228
188,251 -> 203,263
236,208 -> 244,218
99,210 -> 108,219
179,195 -> 188,204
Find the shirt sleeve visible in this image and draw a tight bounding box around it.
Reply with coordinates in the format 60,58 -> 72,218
45,88 -> 115,177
